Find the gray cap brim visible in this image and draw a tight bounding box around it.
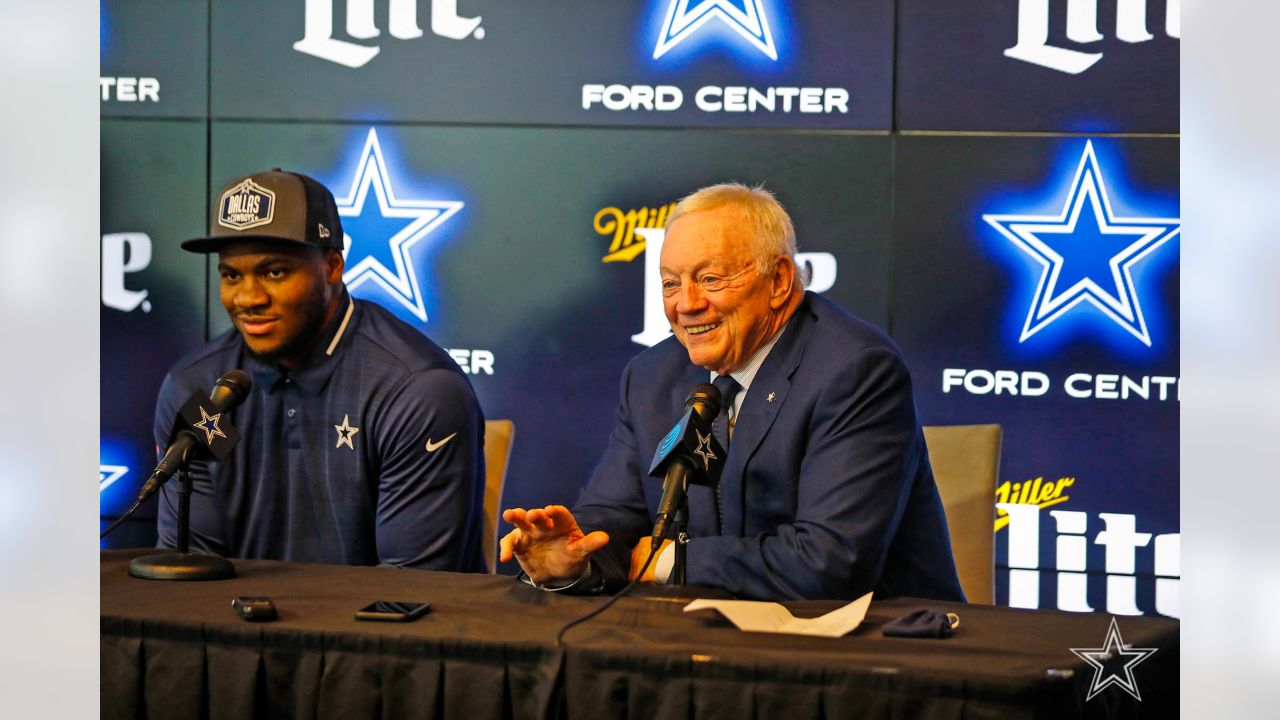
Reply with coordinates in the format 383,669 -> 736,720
180,233 -> 320,254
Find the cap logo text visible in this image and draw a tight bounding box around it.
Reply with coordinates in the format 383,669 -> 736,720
218,179 -> 276,231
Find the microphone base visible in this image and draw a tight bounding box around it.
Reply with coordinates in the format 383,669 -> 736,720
128,552 -> 236,581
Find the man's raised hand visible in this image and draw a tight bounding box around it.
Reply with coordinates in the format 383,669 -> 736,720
499,505 -> 609,584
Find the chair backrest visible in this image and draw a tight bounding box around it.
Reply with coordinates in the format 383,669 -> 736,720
922,424 -> 1002,604
481,419 -> 515,574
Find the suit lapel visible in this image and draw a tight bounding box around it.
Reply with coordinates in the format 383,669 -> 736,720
718,296 -> 816,537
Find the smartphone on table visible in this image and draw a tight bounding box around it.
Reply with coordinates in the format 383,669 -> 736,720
354,600 -> 431,622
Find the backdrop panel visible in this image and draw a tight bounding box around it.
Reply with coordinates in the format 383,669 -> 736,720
896,0 -> 1179,132
891,135 -> 1180,618
100,0 -> 208,118
210,0 -> 893,129
98,3 -> 1181,623
203,122 -> 892,571
100,119 -> 210,547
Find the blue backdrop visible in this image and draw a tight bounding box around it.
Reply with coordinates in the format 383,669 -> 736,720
101,0 -> 1179,617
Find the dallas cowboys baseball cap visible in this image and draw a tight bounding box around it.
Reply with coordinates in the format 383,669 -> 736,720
181,168 -> 344,253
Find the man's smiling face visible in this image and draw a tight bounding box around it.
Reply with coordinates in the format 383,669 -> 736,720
660,206 -> 785,375
218,242 -> 343,369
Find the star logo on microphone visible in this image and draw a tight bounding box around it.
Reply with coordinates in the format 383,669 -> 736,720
336,128 -> 464,323
193,406 -> 227,445
335,414 -> 360,450
1069,617 -> 1158,701
654,0 -> 778,61
983,141 -> 1179,347
693,428 -> 717,471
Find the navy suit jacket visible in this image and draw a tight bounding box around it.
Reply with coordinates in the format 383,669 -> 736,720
574,292 -> 965,601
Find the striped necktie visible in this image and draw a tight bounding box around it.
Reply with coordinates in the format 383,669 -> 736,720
712,374 -> 742,449
711,374 -> 741,534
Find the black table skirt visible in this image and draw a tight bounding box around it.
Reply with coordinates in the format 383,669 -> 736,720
101,550 -> 1178,719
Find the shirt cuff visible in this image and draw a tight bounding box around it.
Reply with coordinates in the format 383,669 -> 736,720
518,561 -> 605,594
654,542 -> 675,584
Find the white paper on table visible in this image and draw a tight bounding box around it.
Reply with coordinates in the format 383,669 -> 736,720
682,592 -> 873,637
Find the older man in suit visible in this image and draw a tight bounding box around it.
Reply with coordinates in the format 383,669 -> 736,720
501,183 -> 963,601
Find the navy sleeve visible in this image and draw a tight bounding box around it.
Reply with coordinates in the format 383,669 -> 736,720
571,360 -> 656,589
153,371 -> 230,556
685,347 -> 924,600
370,368 -> 485,571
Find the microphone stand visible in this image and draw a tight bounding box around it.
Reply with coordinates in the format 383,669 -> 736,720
672,500 -> 688,586
128,456 -> 236,581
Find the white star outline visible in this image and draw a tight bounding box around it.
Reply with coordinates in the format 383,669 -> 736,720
1069,616 -> 1158,702
334,414 -> 360,450
693,428 -> 717,471
983,141 -> 1180,347
336,128 -> 464,323
99,465 -> 129,493
193,406 -> 228,445
654,0 -> 778,61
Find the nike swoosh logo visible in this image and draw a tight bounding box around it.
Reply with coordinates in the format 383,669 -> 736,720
425,432 -> 458,452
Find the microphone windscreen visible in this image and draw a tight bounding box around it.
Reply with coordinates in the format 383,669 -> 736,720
210,369 -> 253,409
684,383 -> 721,423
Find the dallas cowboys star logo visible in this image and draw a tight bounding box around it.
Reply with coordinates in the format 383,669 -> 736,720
1069,616 -> 1158,701
693,428 -> 717,471
99,465 -> 129,493
654,0 -> 778,61
334,414 -> 360,450
335,128 -> 464,323
192,406 -> 227,445
983,141 -> 1179,347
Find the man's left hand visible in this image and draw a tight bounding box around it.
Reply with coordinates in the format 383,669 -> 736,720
628,537 -> 672,582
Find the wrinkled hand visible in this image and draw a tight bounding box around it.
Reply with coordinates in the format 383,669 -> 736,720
499,505 -> 610,584
628,537 -> 671,583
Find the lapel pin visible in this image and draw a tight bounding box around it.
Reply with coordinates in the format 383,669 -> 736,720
767,392 -> 776,403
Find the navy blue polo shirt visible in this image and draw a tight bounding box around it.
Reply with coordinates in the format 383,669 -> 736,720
154,295 -> 486,572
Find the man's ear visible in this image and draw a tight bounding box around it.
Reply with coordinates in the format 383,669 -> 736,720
324,248 -> 345,285
769,256 -> 796,309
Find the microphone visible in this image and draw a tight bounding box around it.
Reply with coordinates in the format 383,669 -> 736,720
135,370 -> 253,504
648,383 -> 724,550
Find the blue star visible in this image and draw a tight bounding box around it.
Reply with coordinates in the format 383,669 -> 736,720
654,0 -> 777,61
99,465 -> 129,493
983,141 -> 1179,347
334,128 -> 463,323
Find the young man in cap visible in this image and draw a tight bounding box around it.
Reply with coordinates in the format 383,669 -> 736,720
153,169 -> 486,571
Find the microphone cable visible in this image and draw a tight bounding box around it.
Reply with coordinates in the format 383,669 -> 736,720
554,544 -> 659,647
100,497 -> 145,539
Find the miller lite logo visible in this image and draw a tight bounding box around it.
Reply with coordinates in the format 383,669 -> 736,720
1005,0 -> 1180,74
218,179 -> 276,231
294,0 -> 484,69
596,200 -> 839,347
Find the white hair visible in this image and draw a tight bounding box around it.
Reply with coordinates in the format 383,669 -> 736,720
665,182 -> 808,287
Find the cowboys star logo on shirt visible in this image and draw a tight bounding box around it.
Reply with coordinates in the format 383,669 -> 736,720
334,414 -> 360,450
217,178 -> 276,231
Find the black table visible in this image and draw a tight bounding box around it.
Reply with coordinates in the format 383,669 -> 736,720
101,549 -> 1178,719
